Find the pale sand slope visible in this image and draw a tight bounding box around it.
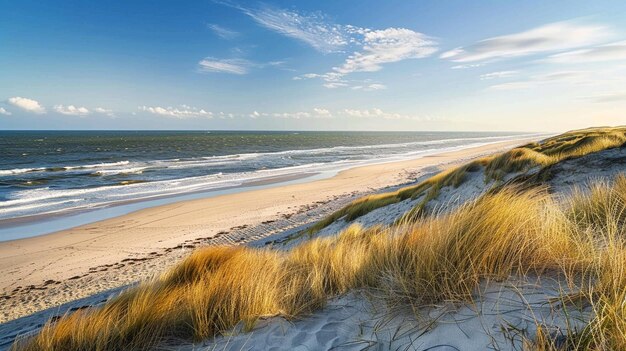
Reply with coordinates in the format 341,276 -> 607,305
0,139 -> 534,323
185,277 -> 589,351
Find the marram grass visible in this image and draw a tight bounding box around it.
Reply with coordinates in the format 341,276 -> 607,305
13,173 -> 626,350
526,174 -> 626,350
309,126 -> 626,235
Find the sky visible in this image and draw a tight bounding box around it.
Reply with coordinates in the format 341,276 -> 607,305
1,0 -> 626,132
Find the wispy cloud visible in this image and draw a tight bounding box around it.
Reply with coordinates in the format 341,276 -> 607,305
489,70 -> 588,90
270,108 -> 333,119
216,112 -> 235,119
451,63 -> 485,69
139,105 -> 213,119
135,105 -> 434,121
480,71 -> 518,80
323,82 -> 349,89
198,57 -> 253,74
292,73 -> 321,80
544,41 -> 626,63
351,84 -> 387,91
249,108 -> 333,119
247,107 -> 431,120
93,107 -> 115,117
342,108 -> 430,121
225,3 -> 436,89
54,104 -> 90,116
7,97 -> 46,114
441,21 -> 610,63
0,107 -> 11,116
296,73 -> 388,91
207,24 -> 239,39
237,4 -> 348,53
197,57 -> 290,75
294,28 -> 436,89
333,28 -> 437,74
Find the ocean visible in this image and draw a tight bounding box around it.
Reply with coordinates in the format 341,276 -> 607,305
0,131 -> 534,234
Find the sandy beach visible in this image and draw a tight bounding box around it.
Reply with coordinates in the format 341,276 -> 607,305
0,138 -> 535,323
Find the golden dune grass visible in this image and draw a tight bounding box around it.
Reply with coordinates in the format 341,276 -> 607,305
525,174 -> 626,350
15,173 -> 626,351
309,126 -> 626,235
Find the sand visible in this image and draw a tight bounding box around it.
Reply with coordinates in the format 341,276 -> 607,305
182,276 -> 589,351
0,138 -> 535,323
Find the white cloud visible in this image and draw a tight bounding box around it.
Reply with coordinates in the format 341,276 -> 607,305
139,105 -> 213,119
207,24 -> 239,40
441,21 -> 610,63
351,83 -> 387,91
0,107 -> 11,116
252,108 -> 334,119
296,73 -> 322,80
7,97 -> 46,114
197,57 -> 291,75
367,84 -> 387,90
334,28 -> 437,74
451,63 -> 485,69
230,4 -> 436,89
238,107 -> 433,120
198,58 -> 252,74
249,110 -> 262,119
244,108 -> 428,120
134,106 -> 434,122
217,112 -> 235,119
54,104 -> 90,116
342,108 -> 427,120
296,72 -> 346,84
294,27 -> 436,89
301,75 -> 388,90
323,82 -> 349,89
94,107 -> 115,117
312,108 -> 331,117
544,41 -> 626,64
239,5 -> 348,53
480,71 -> 518,80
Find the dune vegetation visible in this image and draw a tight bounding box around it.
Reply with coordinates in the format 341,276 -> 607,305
11,127 -> 626,351
308,126 -> 626,235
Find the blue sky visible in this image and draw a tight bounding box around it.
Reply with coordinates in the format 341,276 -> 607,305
1,0 -> 626,131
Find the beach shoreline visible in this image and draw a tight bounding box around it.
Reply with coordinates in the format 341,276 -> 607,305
0,172 -> 326,241
0,137 -> 537,323
0,135 -> 545,241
